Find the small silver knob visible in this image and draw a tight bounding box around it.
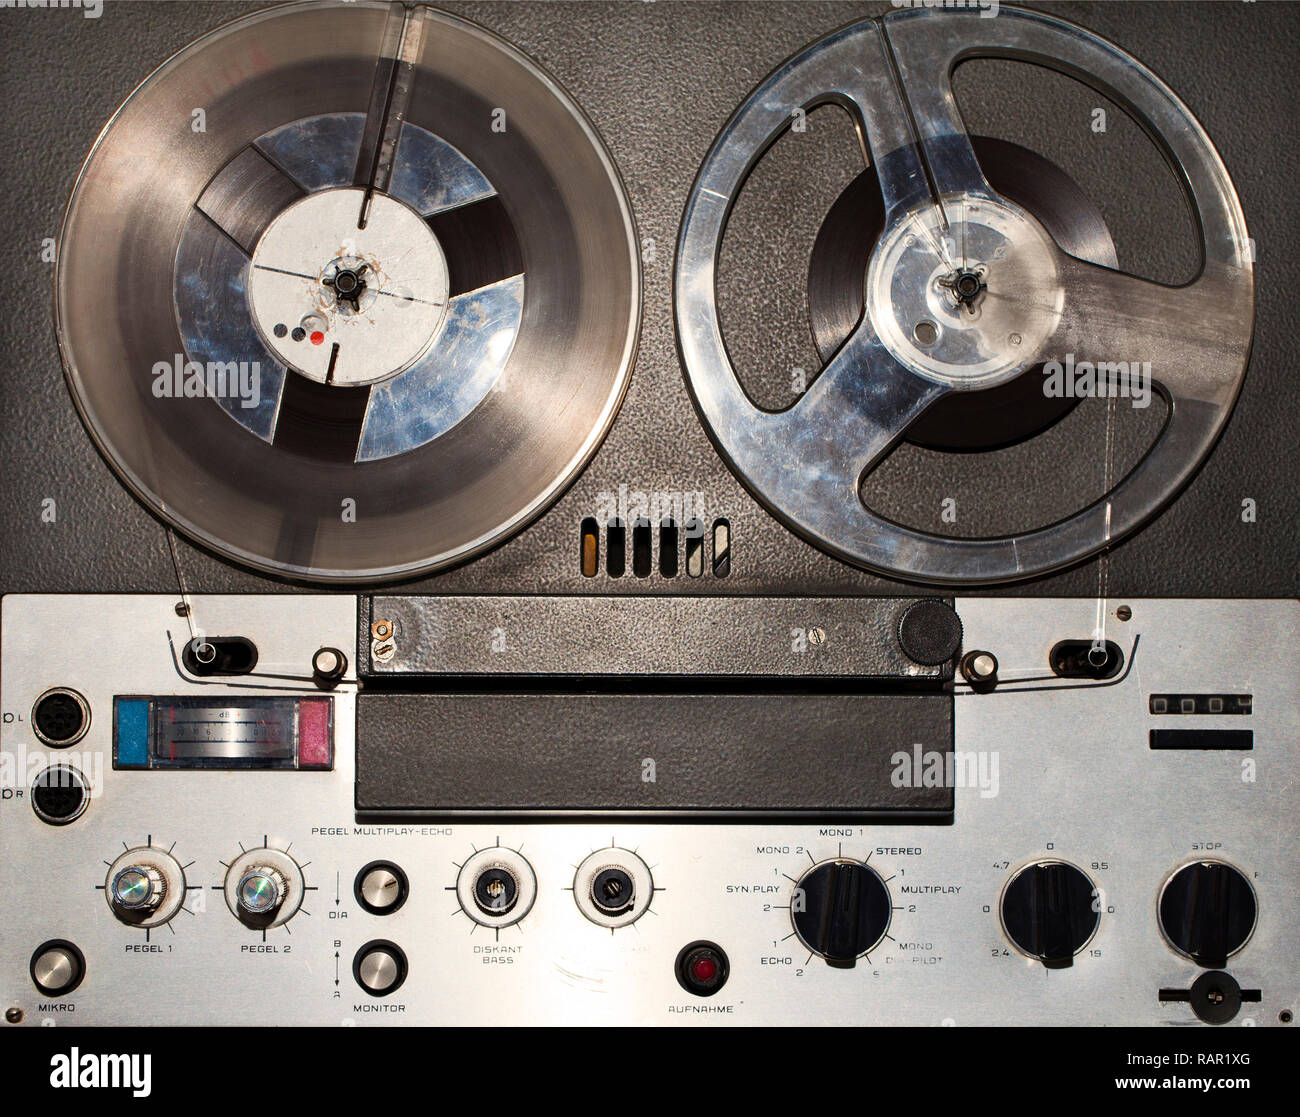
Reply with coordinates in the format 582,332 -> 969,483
356,862 -> 406,914
30,941 -> 85,997
354,942 -> 407,997
236,866 -> 288,922
111,865 -> 166,914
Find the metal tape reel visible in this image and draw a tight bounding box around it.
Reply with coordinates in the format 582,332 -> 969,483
675,4 -> 1253,584
57,0 -> 639,582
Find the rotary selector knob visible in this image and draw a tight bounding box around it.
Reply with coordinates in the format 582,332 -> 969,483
104,846 -> 187,927
1159,860 -> 1257,968
455,846 -> 537,928
791,858 -> 892,968
353,940 -> 408,998
223,847 -> 305,930
355,861 -> 408,915
572,847 -> 655,929
1000,859 -> 1099,968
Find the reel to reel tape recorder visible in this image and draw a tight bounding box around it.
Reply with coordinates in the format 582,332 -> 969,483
1,0 -> 1296,1041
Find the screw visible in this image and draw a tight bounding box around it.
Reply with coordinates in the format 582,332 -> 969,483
371,619 -> 393,640
1281,1010 -> 1294,1024
5,1007 -> 21,1024
174,602 -> 190,617
1116,605 -> 1132,621
808,627 -> 826,646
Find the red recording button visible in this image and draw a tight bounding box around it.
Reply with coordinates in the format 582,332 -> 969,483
691,955 -> 718,982
676,941 -> 729,997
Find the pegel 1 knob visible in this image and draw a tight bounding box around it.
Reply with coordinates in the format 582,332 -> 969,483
110,866 -> 166,916
104,846 -> 188,927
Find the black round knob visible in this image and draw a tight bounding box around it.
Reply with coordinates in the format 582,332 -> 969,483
1000,860 -> 1099,968
591,867 -> 635,916
353,940 -> 407,998
1187,970 -> 1247,1025
1159,860 -> 1257,969
312,646 -> 348,686
791,859 -> 891,968
897,600 -> 962,666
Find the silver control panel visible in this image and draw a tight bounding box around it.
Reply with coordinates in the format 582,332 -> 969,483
2,595 -> 1295,1025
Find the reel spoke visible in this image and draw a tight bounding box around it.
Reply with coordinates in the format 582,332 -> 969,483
787,329 -> 946,460
846,17 -> 994,223
1048,254 -> 1253,409
196,146 -> 307,257
748,330 -> 948,518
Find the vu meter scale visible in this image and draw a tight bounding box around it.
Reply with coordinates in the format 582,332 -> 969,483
151,703 -> 293,762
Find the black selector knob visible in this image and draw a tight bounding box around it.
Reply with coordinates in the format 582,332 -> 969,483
1000,860 -> 1099,968
791,859 -> 892,969
1159,860 -> 1257,969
